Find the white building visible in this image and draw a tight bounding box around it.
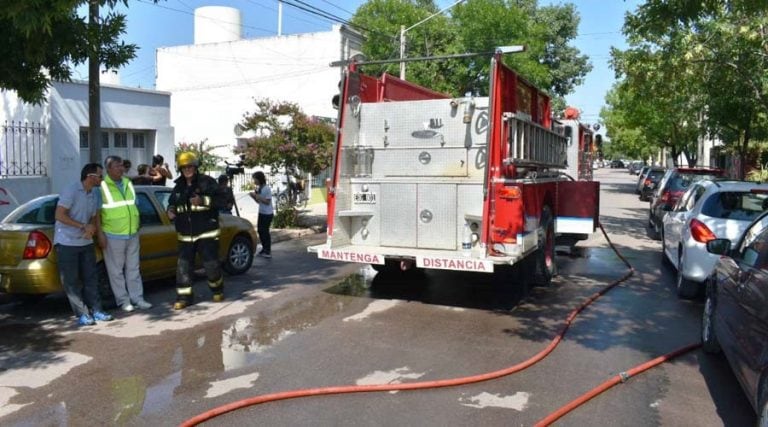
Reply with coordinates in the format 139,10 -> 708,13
0,81 -> 174,218
156,6 -> 362,161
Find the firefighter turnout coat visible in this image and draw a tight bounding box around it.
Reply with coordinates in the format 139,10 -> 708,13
168,173 -> 227,240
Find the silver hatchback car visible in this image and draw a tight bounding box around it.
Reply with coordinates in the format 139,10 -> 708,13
661,179 -> 768,298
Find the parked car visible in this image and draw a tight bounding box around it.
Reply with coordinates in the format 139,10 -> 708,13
648,167 -> 725,239
638,167 -> 666,201
628,161 -> 645,175
702,210 -> 768,424
661,180 -> 768,298
635,166 -> 651,193
610,159 -> 624,168
0,186 -> 258,302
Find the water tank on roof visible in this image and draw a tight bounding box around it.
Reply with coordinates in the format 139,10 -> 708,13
194,6 -> 242,44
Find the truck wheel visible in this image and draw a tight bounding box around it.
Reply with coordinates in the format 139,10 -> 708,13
97,262 -> 116,309
532,206 -> 556,286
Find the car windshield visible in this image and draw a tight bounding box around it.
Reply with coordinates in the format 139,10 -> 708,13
647,170 -> 665,181
701,191 -> 768,221
2,196 -> 59,225
667,173 -> 719,192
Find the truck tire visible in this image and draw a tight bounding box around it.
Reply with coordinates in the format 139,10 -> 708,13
532,206 -> 556,286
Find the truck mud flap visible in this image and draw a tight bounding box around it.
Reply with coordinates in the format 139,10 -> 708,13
555,181 -> 599,234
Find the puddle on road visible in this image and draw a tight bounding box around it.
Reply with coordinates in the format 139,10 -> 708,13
82,291 -> 363,423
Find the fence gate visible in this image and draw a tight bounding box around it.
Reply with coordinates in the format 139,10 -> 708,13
1,121 -> 47,177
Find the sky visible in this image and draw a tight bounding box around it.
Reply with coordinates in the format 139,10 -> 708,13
79,0 -> 643,129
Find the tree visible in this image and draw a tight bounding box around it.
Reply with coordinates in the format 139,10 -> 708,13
0,0 -> 145,104
622,0 -> 768,177
175,139 -> 224,174
607,29 -> 705,167
350,0 -> 591,111
236,99 -> 335,177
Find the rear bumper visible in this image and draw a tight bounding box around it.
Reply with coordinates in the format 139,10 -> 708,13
308,243 -> 505,273
0,259 -> 62,294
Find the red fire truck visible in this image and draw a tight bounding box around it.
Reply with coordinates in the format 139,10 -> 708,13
309,51 -> 599,285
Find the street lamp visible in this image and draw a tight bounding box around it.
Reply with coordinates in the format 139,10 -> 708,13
399,0 -> 466,80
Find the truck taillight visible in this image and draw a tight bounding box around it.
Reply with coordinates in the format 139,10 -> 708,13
690,219 -> 716,243
498,186 -> 522,199
23,231 -> 52,260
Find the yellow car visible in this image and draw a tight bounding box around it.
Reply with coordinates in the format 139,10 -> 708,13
0,186 -> 257,301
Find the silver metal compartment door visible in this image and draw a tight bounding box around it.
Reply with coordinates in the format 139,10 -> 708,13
417,184 -> 457,250
380,183 -> 417,247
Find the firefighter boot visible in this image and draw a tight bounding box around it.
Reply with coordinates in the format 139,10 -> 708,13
209,276 -> 224,303
174,290 -> 193,310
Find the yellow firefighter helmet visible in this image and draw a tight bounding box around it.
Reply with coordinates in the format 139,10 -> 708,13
177,152 -> 199,169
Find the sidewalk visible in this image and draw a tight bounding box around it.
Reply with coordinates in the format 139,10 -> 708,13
232,192 -> 327,243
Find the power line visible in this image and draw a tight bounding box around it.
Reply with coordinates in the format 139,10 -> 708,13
318,0 -> 355,16
135,0 -> 274,35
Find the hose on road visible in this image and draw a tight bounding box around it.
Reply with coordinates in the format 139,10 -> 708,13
180,223 -> 697,427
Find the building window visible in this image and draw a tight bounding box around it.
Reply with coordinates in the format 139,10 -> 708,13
114,132 -> 128,148
102,132 -> 109,148
132,133 -> 145,148
79,130 -> 89,148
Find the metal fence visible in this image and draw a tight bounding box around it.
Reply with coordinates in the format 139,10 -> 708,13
1,121 -> 47,177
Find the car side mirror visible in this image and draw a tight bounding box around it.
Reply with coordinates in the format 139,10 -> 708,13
706,238 -> 731,256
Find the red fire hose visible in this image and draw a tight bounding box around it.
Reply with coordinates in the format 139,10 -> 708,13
180,223 -> 698,426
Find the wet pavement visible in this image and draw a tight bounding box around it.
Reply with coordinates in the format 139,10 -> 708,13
0,168 -> 756,426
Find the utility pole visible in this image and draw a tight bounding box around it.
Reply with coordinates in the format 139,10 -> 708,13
399,0 -> 466,80
88,0 -> 102,164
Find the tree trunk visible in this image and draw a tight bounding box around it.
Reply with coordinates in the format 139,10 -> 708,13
740,125 -> 751,180
88,0 -> 101,164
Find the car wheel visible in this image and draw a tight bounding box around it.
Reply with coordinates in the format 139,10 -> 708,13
675,250 -> 699,299
660,229 -> 671,266
223,235 -> 254,275
701,278 -> 721,353
16,294 -> 46,305
276,193 -> 289,210
533,206 -> 556,286
97,261 -> 116,309
758,378 -> 768,427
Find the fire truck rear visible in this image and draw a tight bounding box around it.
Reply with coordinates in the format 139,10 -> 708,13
309,50 -> 599,284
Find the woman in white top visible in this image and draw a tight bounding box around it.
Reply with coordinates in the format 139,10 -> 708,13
249,171 -> 274,258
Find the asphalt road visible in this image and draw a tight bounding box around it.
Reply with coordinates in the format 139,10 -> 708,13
0,168 -> 755,426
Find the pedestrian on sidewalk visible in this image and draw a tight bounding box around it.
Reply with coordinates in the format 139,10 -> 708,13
249,171 -> 273,258
97,155 -> 152,312
54,163 -> 113,326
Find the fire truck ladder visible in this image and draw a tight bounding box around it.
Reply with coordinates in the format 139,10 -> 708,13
502,113 -> 568,170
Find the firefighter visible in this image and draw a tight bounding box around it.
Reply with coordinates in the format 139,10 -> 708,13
166,152 -> 227,309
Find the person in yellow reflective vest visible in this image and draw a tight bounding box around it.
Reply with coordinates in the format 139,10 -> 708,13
97,155 -> 151,312
166,152 -> 227,309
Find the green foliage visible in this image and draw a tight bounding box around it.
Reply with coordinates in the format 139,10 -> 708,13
236,99 -> 335,176
746,163 -> 768,182
349,0 -> 591,106
616,1 -> 768,177
0,0 -> 153,104
272,205 -> 299,228
175,139 -> 225,173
